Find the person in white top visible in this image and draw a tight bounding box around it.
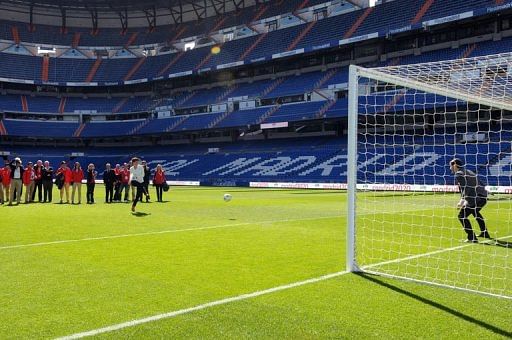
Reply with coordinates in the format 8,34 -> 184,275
130,157 -> 145,212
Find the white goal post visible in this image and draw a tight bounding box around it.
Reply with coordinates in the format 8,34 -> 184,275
347,53 -> 512,299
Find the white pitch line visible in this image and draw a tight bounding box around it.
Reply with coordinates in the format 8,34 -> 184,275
363,244 -> 468,269
55,235 -> 510,340
0,215 -> 343,251
0,201 -> 445,252
55,270 -> 349,340
1,204 -> 439,252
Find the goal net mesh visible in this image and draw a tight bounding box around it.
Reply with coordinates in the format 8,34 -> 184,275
349,53 -> 512,299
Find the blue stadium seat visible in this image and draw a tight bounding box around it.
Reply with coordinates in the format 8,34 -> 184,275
3,119 -> 78,137
80,120 -> 145,137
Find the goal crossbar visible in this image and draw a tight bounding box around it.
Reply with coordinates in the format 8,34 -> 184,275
352,59 -> 512,112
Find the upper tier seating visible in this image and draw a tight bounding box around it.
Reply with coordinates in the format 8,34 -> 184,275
264,101 -> 325,123
0,36 -> 509,116
80,120 -> 144,137
0,35 -> 509,119
263,72 -> 326,98
1,35 -> 511,141
2,119 -> 79,137
0,0 -> 503,83
215,107 -> 269,128
0,0 -> 336,47
0,93 -> 23,111
1,94 -> 152,113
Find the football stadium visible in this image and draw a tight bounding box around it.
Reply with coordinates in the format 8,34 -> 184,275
0,0 -> 511,338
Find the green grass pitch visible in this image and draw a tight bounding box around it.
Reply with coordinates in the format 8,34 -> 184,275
0,187 -> 511,339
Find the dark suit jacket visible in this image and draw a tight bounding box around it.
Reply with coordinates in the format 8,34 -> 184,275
9,161 -> 24,180
42,167 -> 54,181
103,170 -> 116,185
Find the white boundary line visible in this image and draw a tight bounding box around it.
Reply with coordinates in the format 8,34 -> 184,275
55,237 -> 508,339
0,215 -> 343,251
361,244 -> 469,269
2,204 -> 444,251
55,271 -> 349,340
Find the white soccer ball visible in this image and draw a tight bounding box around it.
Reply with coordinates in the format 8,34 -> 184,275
223,193 -> 232,202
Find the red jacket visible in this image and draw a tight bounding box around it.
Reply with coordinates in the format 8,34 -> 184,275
72,169 -> 84,183
153,170 -> 166,185
34,166 -> 42,181
57,167 -> 73,183
121,169 -> 130,184
2,167 -> 11,186
23,168 -> 34,185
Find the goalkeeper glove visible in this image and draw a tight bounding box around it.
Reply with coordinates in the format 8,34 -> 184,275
457,198 -> 467,209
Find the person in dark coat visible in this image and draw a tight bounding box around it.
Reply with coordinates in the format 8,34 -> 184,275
103,163 -> 116,203
113,164 -> 122,202
141,160 -> 151,202
41,161 -> 53,203
450,158 -> 491,243
86,163 -> 97,204
31,160 -> 44,202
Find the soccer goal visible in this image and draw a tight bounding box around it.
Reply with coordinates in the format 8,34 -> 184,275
347,53 -> 512,299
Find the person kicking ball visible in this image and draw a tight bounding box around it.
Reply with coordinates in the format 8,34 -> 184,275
130,157 -> 145,213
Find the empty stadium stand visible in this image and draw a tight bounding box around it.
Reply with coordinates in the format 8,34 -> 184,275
0,32 -> 511,139
3,132 -> 511,186
2,119 -> 79,138
1,0 -> 512,196
0,0 -> 506,84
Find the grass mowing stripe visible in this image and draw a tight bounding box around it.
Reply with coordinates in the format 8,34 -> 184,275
0,215 -> 343,251
56,234 -> 510,339
54,271 -> 350,340
1,203 -> 449,251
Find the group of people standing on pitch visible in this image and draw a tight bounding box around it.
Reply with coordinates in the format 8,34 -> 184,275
0,158 -> 57,205
0,157 -> 168,210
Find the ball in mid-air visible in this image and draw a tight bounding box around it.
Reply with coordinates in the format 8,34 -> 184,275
211,46 -> 221,55
223,193 -> 232,202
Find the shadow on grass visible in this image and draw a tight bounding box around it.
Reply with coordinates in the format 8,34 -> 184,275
494,240 -> 512,248
131,212 -> 151,217
481,239 -> 512,248
356,273 -> 512,338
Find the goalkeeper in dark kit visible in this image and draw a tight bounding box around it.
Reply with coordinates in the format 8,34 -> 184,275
450,158 -> 492,243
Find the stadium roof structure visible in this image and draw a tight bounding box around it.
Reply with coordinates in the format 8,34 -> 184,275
0,0 -> 253,12
0,0 -> 368,31
0,0 -> 368,14
0,0 -> 265,29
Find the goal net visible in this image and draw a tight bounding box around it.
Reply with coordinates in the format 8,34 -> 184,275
347,53 -> 512,299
